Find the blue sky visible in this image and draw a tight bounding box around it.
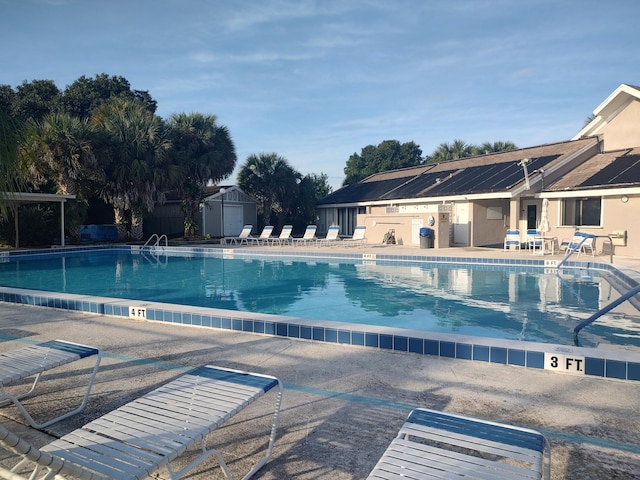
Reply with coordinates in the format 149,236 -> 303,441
1,0 -> 639,190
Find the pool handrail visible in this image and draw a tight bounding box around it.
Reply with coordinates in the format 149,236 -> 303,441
573,283 -> 640,346
143,233 -> 168,249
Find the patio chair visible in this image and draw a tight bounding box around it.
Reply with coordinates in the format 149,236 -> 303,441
368,408 -> 550,480
222,224 -> 253,245
316,225 -> 341,247
560,231 -> 596,256
0,365 -> 283,480
267,225 -> 293,246
248,225 -> 274,245
292,225 -> 317,246
0,339 -> 102,429
527,229 -> 543,252
343,225 -> 367,247
503,229 -> 521,251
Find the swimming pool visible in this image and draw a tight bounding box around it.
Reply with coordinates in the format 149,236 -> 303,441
1,247 -> 639,349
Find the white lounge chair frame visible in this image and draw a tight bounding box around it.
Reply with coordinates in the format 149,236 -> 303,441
248,225 -> 274,245
368,408 -> 550,480
316,225 -> 341,247
0,339 -> 101,429
0,365 -> 283,480
223,225 -> 253,245
560,231 -> 596,256
292,225 -> 317,246
343,226 -> 367,247
267,225 -> 293,246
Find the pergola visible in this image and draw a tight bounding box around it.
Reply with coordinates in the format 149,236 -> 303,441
2,192 -> 76,247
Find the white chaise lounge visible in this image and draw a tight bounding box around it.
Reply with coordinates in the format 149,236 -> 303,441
0,365 -> 283,480
0,339 -> 101,429
368,408 -> 550,480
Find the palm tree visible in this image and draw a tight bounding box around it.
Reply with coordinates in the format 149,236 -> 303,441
0,108 -> 26,218
237,153 -> 300,227
92,98 -> 170,240
167,113 -> 236,237
474,141 -> 517,155
430,139 -> 474,162
24,112 -> 97,196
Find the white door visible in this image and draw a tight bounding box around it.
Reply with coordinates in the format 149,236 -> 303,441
224,205 -> 244,236
411,219 -> 424,245
452,202 -> 470,246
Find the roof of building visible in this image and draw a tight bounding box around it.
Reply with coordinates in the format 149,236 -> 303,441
318,138 -> 596,205
546,147 -> 640,191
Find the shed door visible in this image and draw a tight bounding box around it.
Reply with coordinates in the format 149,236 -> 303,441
224,205 -> 244,236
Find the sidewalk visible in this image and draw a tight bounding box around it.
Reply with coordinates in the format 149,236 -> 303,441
0,301 -> 639,479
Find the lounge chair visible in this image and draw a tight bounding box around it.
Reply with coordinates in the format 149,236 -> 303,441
267,225 -> 293,246
316,225 -> 341,247
368,408 -> 550,480
560,231 -> 595,256
248,225 -> 274,245
342,225 -> 367,247
503,229 -> 521,251
292,225 -> 317,246
222,224 -> 253,245
0,365 -> 283,480
0,339 -> 101,429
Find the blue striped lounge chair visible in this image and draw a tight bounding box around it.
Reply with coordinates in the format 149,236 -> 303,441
292,225 -> 317,246
368,408 -> 550,479
316,225 -> 341,247
223,224 -> 253,245
267,225 -> 293,246
0,339 -> 101,429
0,365 -> 283,480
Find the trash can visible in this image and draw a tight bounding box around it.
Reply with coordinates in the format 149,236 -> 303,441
419,227 -> 434,249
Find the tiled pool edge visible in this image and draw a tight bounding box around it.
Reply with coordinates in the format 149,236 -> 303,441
2,245 -> 640,382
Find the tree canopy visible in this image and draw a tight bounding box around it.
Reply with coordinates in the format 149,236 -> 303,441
0,74 -> 242,244
343,140 -> 423,186
238,153 -> 331,231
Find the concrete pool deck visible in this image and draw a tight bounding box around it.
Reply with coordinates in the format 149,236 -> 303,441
0,244 -> 639,479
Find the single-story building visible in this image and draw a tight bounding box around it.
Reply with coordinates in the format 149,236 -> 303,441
317,83 -> 640,257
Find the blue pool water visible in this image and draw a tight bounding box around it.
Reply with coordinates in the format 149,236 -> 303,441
1,250 -> 639,348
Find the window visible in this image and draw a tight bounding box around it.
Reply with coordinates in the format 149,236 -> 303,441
561,197 -> 601,226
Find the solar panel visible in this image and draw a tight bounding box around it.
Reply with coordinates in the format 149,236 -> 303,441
580,154 -> 640,187
381,170 -> 456,199
422,155 -> 560,196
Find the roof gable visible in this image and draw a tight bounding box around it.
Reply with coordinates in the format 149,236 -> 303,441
574,83 -> 640,140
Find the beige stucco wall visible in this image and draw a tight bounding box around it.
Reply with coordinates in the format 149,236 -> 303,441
600,99 -> 640,150
470,199 -> 512,247
357,205 -> 451,248
517,195 -> 640,257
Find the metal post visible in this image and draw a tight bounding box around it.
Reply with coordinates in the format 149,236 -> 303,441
220,188 -> 226,239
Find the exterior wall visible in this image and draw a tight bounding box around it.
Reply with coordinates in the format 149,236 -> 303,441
470,199 -> 512,247
515,195 -> 640,258
573,194 -> 639,257
356,204 -> 451,248
600,100 -> 640,150
201,189 -> 257,238
144,202 -> 184,238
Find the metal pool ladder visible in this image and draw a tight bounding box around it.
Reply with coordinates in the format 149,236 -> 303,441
143,233 -> 168,249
